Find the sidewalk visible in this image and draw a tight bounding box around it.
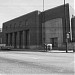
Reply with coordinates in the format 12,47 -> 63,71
9,48 -> 74,53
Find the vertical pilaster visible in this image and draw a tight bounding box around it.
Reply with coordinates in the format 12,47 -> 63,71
12,32 -> 15,48
5,34 -> 7,45
8,33 -> 10,46
14,32 -> 17,48
10,33 -> 12,46
23,30 -> 26,48
21,31 -> 23,48
17,32 -> 20,48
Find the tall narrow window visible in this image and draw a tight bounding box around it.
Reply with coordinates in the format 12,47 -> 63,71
10,24 -> 11,29
19,21 -> 22,27
14,23 -> 16,28
6,26 -> 7,30
25,20 -> 28,26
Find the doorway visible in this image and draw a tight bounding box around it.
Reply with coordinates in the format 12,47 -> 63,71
50,37 -> 58,48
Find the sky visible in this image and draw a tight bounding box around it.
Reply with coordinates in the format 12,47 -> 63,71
0,0 -> 74,28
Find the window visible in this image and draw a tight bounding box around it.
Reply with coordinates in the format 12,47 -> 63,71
25,20 -> 28,26
14,23 -> 16,28
3,26 -> 5,29
10,24 -> 11,28
3,26 -> 7,30
19,21 -> 22,27
6,26 -> 7,30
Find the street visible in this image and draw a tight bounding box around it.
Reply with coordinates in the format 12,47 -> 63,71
0,51 -> 74,75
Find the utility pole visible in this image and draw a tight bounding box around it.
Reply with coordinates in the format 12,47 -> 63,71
43,0 -> 44,11
64,0 -> 68,53
43,0 -> 47,51
43,0 -> 45,44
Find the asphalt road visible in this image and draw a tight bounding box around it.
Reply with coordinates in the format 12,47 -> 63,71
0,51 -> 74,75
0,57 -> 54,74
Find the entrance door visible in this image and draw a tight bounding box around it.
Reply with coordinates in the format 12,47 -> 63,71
50,38 -> 58,48
25,30 -> 29,48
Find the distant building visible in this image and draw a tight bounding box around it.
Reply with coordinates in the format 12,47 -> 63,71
2,3 -> 74,50
0,28 -> 3,44
0,28 -> 2,32
71,16 -> 75,42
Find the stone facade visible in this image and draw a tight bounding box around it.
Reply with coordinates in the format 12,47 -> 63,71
41,3 -> 72,49
2,11 -> 42,49
44,18 -> 63,48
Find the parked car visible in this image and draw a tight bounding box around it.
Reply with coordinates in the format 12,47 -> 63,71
0,44 -> 14,50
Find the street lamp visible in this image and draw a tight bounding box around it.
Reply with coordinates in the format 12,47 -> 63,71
66,32 -> 70,53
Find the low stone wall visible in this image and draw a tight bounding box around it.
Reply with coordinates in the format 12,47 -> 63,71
68,43 -> 74,50
57,42 -> 75,51
29,45 -> 43,50
29,43 -> 75,52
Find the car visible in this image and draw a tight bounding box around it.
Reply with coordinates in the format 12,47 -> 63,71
0,44 -> 14,50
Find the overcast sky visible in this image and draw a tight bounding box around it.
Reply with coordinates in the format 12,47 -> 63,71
0,0 -> 74,28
